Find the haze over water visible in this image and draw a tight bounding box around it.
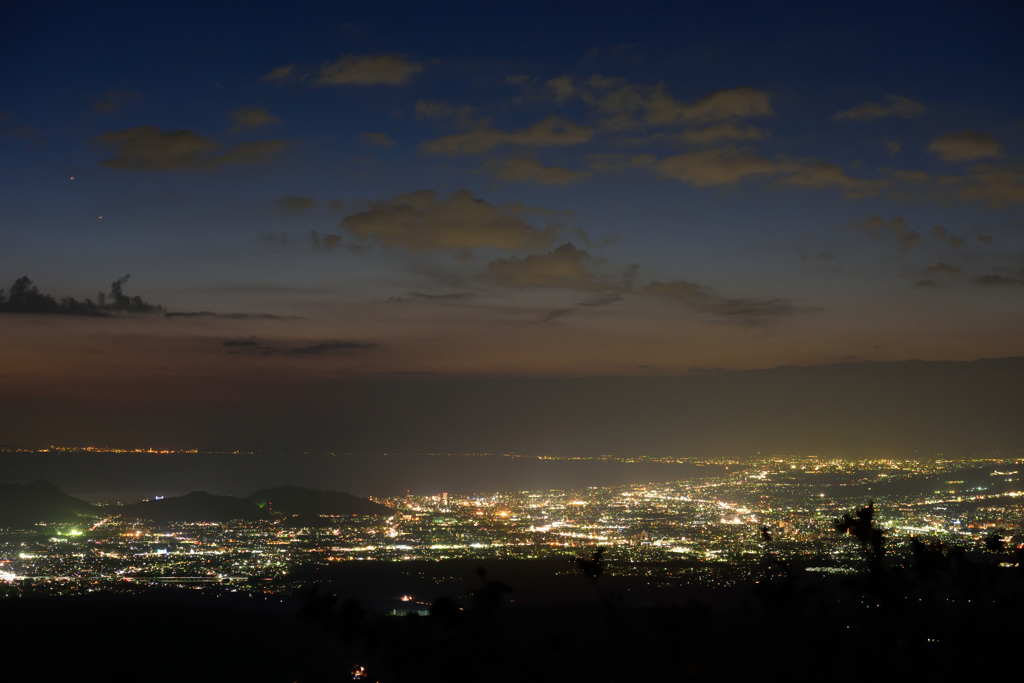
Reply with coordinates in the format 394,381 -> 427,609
1,450 -> 722,502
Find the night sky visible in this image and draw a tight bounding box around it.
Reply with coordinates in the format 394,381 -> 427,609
2,2 -> 1023,456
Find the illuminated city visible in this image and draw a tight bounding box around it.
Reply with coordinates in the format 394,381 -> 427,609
3,454 -> 1020,604
4,2 -> 1024,678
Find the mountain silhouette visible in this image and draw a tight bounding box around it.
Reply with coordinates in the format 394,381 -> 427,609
0,480 -> 97,527
114,491 -> 270,523
246,485 -> 390,516
0,482 -> 390,525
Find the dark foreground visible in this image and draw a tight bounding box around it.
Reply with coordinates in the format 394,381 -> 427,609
2,551 -> 1022,682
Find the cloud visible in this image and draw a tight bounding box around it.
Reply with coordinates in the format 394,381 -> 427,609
885,140 -> 901,155
421,116 -> 593,156
657,147 -> 778,186
315,54 -> 422,85
928,130 -> 1003,161
957,164 -> 1024,206
486,157 -> 590,185
411,291 -> 476,301
976,274 -> 1024,286
414,101 -> 478,126
359,132 -> 395,147
846,214 -> 919,248
833,95 -> 925,122
776,159 -> 888,198
339,189 -> 558,253
223,339 -> 377,355
642,279 -> 810,326
845,214 -> 921,249
588,152 -> 656,172
699,297 -> 800,324
900,231 -> 921,249
547,75 -> 576,103
800,251 -> 836,260
91,90 -> 143,114
228,106 -> 280,133
291,341 -> 377,354
310,231 -> 343,251
642,280 -> 706,300
578,292 -> 623,307
978,234 -> 994,244
541,291 -> 625,322
93,126 -> 289,171
168,312 -> 297,320
211,139 -> 290,168
487,243 -> 607,290
681,123 -> 768,144
926,262 -> 964,275
931,225 -> 964,248
653,148 -> 886,197
573,78 -> 773,128
647,86 -> 773,125
541,308 -> 574,322
278,195 -> 315,212
262,64 -> 296,82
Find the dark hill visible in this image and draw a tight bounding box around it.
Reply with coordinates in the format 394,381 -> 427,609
0,480 -> 97,527
246,485 -> 391,516
115,491 -> 269,523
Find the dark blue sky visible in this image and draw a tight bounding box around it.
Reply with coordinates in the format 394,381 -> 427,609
2,1 -> 1023,452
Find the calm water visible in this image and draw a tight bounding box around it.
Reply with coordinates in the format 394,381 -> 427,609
1,451 -> 724,501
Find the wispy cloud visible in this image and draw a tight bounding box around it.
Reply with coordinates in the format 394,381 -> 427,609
222,339 -> 378,355
486,156 -> 590,185
316,54 -> 422,85
421,116 -> 593,156
339,189 -> 559,254
487,243 -> 607,290
833,95 -> 924,122
93,126 -> 290,171
928,130 -> 1003,162
228,106 -> 280,133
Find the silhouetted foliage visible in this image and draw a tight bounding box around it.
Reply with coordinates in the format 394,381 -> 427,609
2,276 -> 59,313
834,501 -> 886,568
0,275 -> 164,315
984,530 -> 1006,553
471,566 -> 513,619
429,596 -> 464,626
575,546 -> 606,581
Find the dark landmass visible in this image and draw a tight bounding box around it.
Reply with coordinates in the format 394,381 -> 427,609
247,485 -> 390,516
5,547 -> 1021,682
0,481 -> 97,527
0,481 -> 385,526
288,548 -> 1024,682
0,593 -> 341,682
115,490 -> 271,523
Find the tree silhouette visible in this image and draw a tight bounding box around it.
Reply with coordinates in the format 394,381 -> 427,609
984,530 -> 1006,553
834,501 -> 885,569
2,276 -> 59,313
575,546 -> 606,581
